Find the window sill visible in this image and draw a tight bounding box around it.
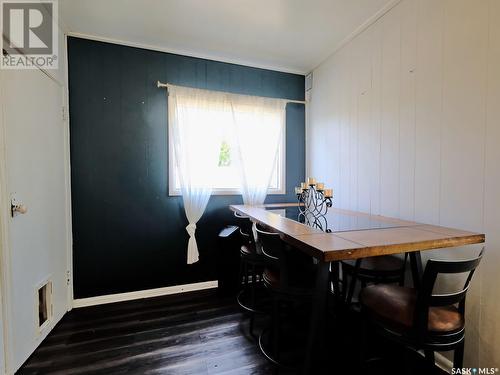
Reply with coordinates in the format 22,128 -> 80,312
168,188 -> 286,197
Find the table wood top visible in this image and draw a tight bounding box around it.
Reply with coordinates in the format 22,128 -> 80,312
229,204 -> 485,262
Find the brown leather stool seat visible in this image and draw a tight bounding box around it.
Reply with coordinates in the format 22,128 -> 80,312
360,284 -> 464,334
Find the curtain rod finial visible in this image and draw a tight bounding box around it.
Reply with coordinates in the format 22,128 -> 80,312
157,81 -> 169,89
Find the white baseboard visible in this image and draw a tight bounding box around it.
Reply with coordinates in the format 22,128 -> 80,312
435,352 -> 453,374
73,280 -> 218,308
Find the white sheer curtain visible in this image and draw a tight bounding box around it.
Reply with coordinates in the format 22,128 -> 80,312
167,84 -> 286,264
232,97 -> 286,206
168,85 -> 230,264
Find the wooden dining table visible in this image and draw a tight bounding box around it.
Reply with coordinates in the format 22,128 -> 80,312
229,203 -> 485,374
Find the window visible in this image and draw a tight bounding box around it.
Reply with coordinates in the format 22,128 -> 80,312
168,92 -> 286,196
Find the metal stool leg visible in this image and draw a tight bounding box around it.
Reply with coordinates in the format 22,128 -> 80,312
453,341 -> 464,369
424,350 -> 435,372
250,264 -> 257,338
346,259 -> 362,305
243,262 -> 249,288
238,258 -> 244,286
272,299 -> 280,362
359,312 -> 369,371
404,348 -> 414,375
251,265 -> 257,304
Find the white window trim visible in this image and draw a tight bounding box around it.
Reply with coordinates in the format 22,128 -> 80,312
168,118 -> 286,197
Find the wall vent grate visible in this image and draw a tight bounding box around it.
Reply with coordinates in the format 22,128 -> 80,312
38,281 -> 52,330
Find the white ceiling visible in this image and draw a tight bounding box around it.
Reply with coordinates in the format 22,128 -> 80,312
60,0 -> 393,74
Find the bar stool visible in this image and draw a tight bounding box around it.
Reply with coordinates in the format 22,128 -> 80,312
255,224 -> 316,370
359,248 -> 484,372
339,254 -> 408,305
234,212 -> 266,337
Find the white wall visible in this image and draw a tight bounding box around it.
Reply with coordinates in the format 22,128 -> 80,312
0,305 -> 3,375
307,0 -> 499,368
0,5 -> 71,373
0,55 -> 8,374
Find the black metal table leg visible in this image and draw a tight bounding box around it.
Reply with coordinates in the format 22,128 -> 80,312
303,261 -> 330,375
409,251 -> 423,289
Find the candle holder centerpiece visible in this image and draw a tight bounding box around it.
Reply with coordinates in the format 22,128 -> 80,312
295,178 -> 333,233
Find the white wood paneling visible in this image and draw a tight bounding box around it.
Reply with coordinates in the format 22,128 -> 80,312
369,22 -> 383,216
439,0 -> 487,233
379,6 -> 401,218
307,62 -> 329,180
398,0 -> 417,221
439,1 -> 489,363
356,31 -> 374,214
338,49 -> 353,210
328,59 -> 342,198
481,0 -> 500,366
348,42 -> 359,211
307,0 -> 499,367
414,0 -> 444,225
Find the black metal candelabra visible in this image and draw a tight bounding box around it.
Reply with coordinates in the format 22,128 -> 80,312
296,181 -> 333,233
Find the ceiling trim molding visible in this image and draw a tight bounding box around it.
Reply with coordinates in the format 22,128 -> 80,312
66,32 -> 307,76
311,0 -> 402,73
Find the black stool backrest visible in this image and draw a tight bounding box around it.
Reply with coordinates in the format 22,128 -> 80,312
414,247 -> 485,336
234,211 -> 254,245
255,224 -> 289,286
254,224 -> 284,262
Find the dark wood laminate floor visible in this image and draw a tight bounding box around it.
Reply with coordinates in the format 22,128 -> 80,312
18,289 -> 449,374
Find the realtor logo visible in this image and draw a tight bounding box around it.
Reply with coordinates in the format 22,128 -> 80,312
1,0 -> 58,69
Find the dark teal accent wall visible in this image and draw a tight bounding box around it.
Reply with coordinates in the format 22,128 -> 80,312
68,37 -> 305,299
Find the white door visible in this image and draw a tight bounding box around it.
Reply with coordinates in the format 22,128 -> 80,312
0,67 -> 70,373
0,289 -> 5,375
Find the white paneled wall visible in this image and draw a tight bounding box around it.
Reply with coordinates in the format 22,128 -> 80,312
482,0 -> 500,366
307,0 -> 499,368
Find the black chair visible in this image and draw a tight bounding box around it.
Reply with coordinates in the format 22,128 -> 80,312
359,248 -> 484,373
255,224 -> 316,370
340,254 -> 408,305
234,212 -> 267,337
